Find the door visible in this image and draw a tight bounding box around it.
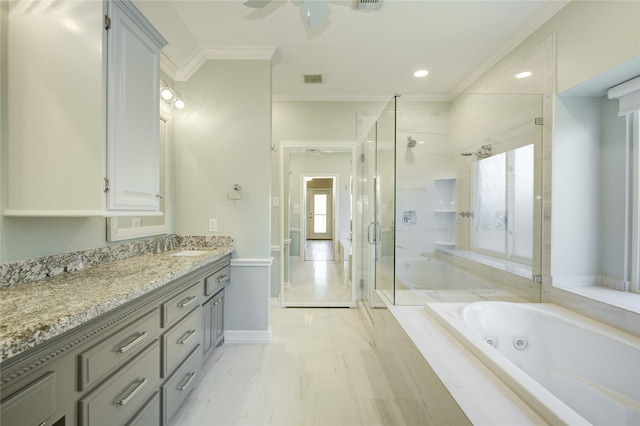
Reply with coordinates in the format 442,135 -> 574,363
362,96 -> 397,310
307,190 -> 333,240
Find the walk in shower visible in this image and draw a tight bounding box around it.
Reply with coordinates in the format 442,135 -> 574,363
357,92 -> 544,311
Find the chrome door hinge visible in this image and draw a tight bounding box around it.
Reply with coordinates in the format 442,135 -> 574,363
104,177 -> 110,193
104,15 -> 111,30
360,153 -> 365,163
360,278 -> 364,288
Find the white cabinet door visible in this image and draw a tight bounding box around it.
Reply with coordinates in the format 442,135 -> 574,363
106,0 -> 166,213
4,0 -> 166,217
5,0 -> 104,216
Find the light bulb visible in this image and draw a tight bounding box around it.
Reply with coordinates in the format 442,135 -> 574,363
174,97 -> 185,109
159,80 -> 174,101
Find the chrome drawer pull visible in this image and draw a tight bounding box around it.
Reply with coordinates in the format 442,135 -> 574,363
179,296 -> 197,308
178,372 -> 196,391
116,332 -> 148,353
179,330 -> 196,345
115,378 -> 148,406
215,274 -> 228,282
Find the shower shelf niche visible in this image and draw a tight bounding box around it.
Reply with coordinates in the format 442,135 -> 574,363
432,178 -> 457,250
433,241 -> 456,250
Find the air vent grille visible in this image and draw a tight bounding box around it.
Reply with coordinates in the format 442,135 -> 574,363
352,0 -> 382,10
304,74 -> 325,84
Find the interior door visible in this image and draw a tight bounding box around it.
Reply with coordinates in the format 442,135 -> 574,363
307,189 -> 333,240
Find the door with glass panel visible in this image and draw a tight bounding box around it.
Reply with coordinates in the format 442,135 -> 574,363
361,97 -> 396,309
307,190 -> 333,240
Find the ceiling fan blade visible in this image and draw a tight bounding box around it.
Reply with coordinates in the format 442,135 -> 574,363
243,0 -> 272,8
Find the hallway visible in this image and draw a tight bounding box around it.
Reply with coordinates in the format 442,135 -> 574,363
283,241 -> 352,306
169,306 -> 406,425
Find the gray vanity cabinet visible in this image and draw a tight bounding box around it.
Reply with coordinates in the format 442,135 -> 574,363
0,254 -> 231,426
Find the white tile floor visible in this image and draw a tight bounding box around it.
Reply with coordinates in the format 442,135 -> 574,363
171,306 -> 407,426
284,241 -> 352,306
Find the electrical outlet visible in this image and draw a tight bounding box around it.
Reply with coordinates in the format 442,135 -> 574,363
132,218 -> 141,228
209,218 -> 217,232
272,197 -> 279,207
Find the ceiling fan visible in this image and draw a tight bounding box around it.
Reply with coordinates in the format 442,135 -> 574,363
243,0 -> 331,28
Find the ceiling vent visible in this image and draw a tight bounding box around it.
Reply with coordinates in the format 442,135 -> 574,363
303,74 -> 325,84
352,0 -> 382,11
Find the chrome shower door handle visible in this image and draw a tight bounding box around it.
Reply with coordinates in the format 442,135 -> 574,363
367,222 -> 376,245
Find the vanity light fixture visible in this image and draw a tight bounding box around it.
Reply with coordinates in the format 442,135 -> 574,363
173,94 -> 185,109
159,80 -> 186,109
414,70 -> 429,78
515,71 -> 532,79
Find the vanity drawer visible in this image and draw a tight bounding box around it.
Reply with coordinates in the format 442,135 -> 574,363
126,391 -> 160,426
162,345 -> 202,424
204,266 -> 230,297
162,306 -> 201,378
0,371 -> 56,426
162,282 -> 201,328
78,308 -> 160,391
78,340 -> 160,426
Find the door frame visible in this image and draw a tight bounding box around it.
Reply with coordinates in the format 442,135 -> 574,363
278,140 -> 358,308
302,175 -> 337,260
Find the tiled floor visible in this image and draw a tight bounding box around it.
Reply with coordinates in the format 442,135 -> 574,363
170,306 -> 407,425
304,240 -> 333,261
283,242 -> 352,305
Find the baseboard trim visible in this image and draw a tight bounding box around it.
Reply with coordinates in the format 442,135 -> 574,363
224,329 -> 272,344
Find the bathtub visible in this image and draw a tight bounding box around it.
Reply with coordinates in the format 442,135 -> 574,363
426,302 -> 640,426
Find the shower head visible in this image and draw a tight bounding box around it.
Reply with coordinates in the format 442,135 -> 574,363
406,136 -> 417,148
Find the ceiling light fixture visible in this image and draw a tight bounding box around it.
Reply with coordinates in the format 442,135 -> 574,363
159,80 -> 186,109
414,70 -> 429,78
515,71 -> 532,79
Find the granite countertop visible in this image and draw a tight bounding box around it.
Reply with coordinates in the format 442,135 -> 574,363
0,245 -> 233,362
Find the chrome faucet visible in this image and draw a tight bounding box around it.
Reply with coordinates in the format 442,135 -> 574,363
162,233 -> 182,252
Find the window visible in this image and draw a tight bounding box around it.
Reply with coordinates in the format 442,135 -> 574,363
608,76 -> 640,295
472,144 -> 534,264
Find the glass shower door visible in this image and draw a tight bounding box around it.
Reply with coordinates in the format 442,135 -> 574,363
372,98 -> 397,305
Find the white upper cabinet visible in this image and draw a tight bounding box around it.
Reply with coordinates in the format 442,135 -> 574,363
4,0 -> 167,217
106,0 -> 166,213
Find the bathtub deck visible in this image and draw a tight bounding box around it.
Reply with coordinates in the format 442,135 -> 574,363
394,288 -> 529,305
386,304 -> 548,425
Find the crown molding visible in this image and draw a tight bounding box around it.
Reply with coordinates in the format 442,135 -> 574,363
169,46 -> 278,81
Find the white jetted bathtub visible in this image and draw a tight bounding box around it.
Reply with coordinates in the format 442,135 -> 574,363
426,302 -> 640,426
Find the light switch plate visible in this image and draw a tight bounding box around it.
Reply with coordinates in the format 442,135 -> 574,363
272,197 -> 279,207
209,218 -> 217,232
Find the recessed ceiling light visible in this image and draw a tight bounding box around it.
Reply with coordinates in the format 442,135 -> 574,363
516,71 -> 532,79
414,70 -> 429,78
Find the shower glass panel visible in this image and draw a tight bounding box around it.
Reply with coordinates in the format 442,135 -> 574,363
374,98 -> 397,305
357,93 -> 543,309
392,93 -> 543,305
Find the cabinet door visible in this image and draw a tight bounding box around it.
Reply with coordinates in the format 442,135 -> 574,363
213,289 -> 225,348
202,298 -> 213,356
106,0 -> 165,212
5,0 -> 104,216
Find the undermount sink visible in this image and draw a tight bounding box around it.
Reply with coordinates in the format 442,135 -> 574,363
169,250 -> 209,257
